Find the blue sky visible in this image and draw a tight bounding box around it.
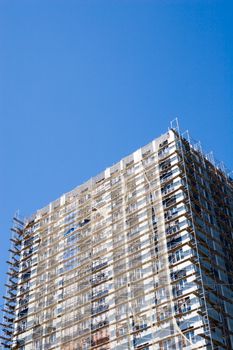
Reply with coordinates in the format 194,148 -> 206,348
0,0 -> 232,306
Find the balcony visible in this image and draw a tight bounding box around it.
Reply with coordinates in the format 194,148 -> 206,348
17,308 -> 28,319
92,289 -> 109,300
170,269 -> 186,281
92,336 -> 110,347
19,296 -> 29,306
91,304 -> 109,315
92,261 -> 108,272
21,272 -> 31,282
91,273 -> 108,285
91,320 -> 109,331
167,236 -> 182,251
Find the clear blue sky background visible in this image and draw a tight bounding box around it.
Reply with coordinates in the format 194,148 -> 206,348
0,0 -> 232,308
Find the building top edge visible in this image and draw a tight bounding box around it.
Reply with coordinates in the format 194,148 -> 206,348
23,123 -> 233,226
25,130 -> 171,224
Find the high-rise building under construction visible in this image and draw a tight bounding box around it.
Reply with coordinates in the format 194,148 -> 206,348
1,121 -> 233,350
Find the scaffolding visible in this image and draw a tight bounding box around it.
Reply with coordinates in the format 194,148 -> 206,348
1,122 -> 233,350
1,214 -> 24,349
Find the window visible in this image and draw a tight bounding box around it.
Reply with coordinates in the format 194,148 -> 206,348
185,330 -> 196,343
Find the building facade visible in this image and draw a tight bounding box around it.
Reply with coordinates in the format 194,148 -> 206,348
1,126 -> 233,350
